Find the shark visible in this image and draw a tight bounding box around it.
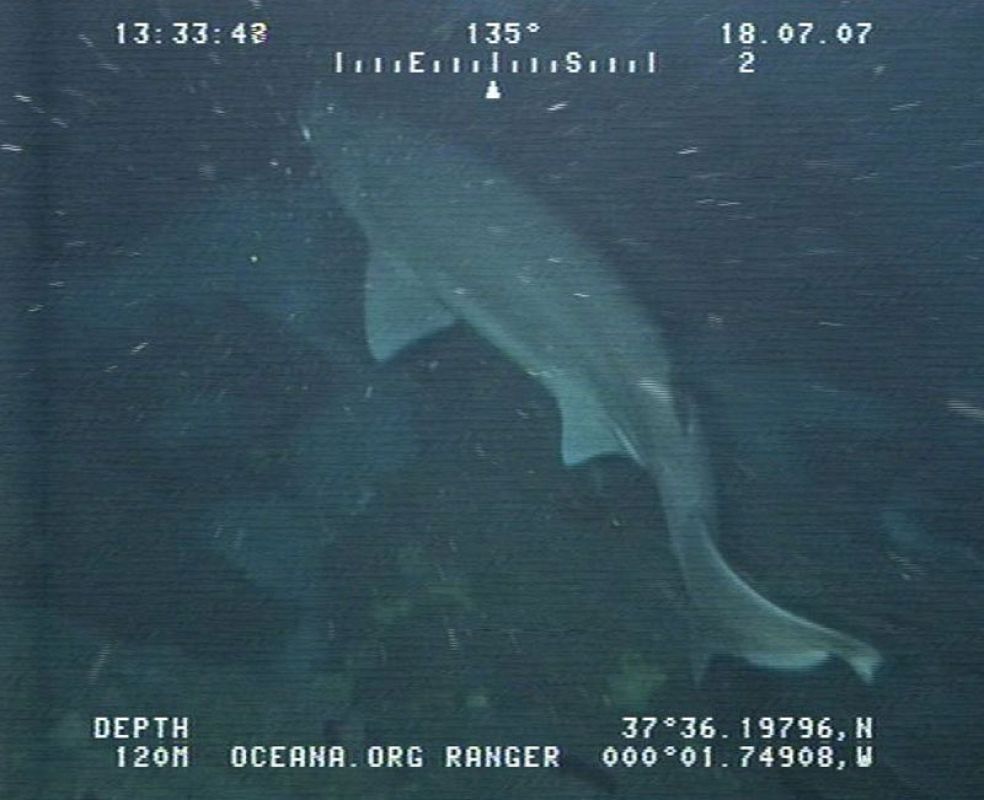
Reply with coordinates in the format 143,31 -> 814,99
300,97 -> 882,683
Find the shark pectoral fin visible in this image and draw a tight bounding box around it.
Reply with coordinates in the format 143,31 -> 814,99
555,388 -> 628,467
364,248 -> 457,363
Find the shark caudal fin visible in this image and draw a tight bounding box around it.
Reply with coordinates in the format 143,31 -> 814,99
679,515 -> 882,685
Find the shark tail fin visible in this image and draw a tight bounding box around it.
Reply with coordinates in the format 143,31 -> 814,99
742,638 -> 882,684
681,518 -> 883,685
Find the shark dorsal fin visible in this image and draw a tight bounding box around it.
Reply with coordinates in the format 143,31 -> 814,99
364,249 -> 457,362
556,387 -> 627,466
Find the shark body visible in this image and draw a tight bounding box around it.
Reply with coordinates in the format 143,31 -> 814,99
301,99 -> 881,683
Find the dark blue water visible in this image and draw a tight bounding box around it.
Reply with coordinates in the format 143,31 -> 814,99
3,2 -> 982,798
